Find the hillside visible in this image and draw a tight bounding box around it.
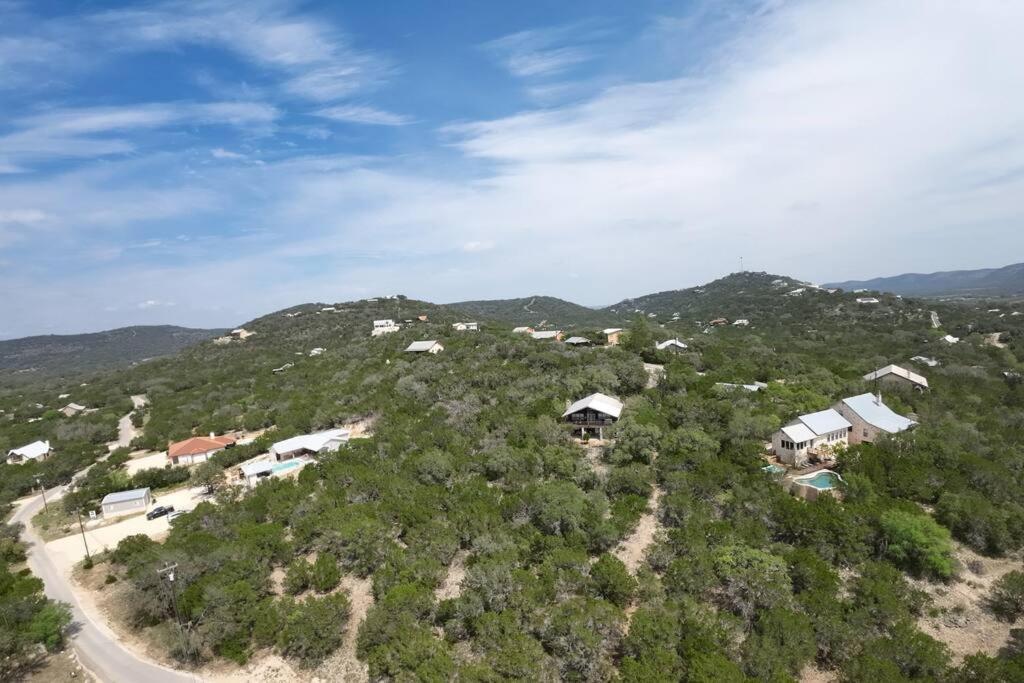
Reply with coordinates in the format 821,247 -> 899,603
826,262 -> 1024,298
446,295 -> 620,328
0,325 -> 225,377
2,277 -> 1024,681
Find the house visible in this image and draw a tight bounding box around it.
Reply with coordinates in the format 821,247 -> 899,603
309,347 -> 326,356
834,393 -> 917,445
603,328 -> 623,345
270,428 -> 350,461
272,362 -> 294,374
562,393 -> 624,439
531,330 -> 563,341
910,355 -> 940,367
6,440 -> 51,465
655,338 -> 688,352
942,334 -> 960,344
564,336 -> 593,346
512,326 -> 535,334
230,328 -> 255,339
733,319 -> 750,326
101,487 -> 151,518
405,340 -> 444,354
417,315 -> 429,322
709,318 -> 728,326
452,322 -> 479,331
856,297 -> 880,304
60,402 -> 86,417
863,364 -> 929,391
372,319 -> 401,337
772,408 -> 852,466
168,434 -> 236,466
787,288 -> 806,296
716,381 -> 768,392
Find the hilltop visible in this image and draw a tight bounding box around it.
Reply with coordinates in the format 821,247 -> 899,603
826,262 -> 1024,298
0,325 -> 225,378
446,295 -> 620,328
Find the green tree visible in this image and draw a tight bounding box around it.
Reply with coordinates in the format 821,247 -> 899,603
590,554 -> 636,608
311,552 -> 341,593
880,510 -> 954,580
987,570 -> 1024,622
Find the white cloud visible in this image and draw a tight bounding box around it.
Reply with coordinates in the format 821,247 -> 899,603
315,105 -> 413,126
92,0 -> 391,102
0,102 -> 277,164
0,209 -> 47,225
211,148 -> 245,159
485,23 -> 606,78
137,299 -> 175,309
462,240 -> 494,253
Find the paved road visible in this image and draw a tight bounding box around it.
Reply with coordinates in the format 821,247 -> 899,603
12,489 -> 198,683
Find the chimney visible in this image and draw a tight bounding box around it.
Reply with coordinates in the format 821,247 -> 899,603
875,392 -> 882,405
210,432 -> 216,438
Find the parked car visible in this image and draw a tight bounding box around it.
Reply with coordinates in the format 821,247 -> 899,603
167,510 -> 189,525
146,505 -> 174,520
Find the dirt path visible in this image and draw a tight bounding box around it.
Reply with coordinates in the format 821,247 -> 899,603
108,394 -> 148,452
612,487 -> 664,574
584,444 -> 609,477
642,363 -> 665,389
914,544 -> 1022,661
435,550 -> 468,602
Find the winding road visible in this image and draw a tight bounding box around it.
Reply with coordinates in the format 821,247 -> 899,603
12,487 -> 197,682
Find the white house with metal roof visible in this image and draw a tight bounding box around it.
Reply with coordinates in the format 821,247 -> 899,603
564,336 -> 592,346
101,487 -> 151,517
863,364 -> 929,391
404,340 -> 444,354
834,393 -> 917,445
452,322 -> 479,331
655,338 -> 688,352
6,440 -> 51,465
531,330 -> 563,341
372,319 -> 401,337
772,408 -> 852,466
271,428 -> 350,461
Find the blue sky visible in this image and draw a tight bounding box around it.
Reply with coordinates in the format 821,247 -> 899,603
2,0 -> 1023,337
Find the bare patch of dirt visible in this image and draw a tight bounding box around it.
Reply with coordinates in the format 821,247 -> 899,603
985,332 -> 1007,349
642,363 -> 665,389
269,566 -> 286,596
435,550 -> 469,602
913,544 -> 1022,661
24,647 -> 93,682
800,664 -> 838,682
313,575 -> 373,683
583,444 -> 609,477
613,487 -> 664,575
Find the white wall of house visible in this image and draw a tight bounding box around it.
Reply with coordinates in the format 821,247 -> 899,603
834,405 -> 882,445
170,449 -> 217,466
772,429 -> 849,466
102,493 -> 151,517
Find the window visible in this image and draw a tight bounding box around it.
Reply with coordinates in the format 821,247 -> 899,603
863,428 -> 868,437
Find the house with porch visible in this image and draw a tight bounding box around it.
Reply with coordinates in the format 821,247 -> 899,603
372,319 -> 401,336
6,440 -> 51,465
563,393 -> 624,440
772,408 -> 851,466
834,393 -> 917,445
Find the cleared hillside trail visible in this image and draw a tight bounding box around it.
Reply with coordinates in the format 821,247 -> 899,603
108,394 -> 148,452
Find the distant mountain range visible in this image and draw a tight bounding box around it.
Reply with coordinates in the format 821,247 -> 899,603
825,262 -> 1024,298
0,325 -> 225,377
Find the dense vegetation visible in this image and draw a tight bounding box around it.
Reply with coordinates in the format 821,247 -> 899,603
3,273 -> 1024,680
0,523 -> 72,678
446,295 -> 621,329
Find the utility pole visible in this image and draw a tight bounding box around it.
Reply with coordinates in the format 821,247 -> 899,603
158,562 -> 193,668
76,510 -> 90,561
35,477 -> 48,512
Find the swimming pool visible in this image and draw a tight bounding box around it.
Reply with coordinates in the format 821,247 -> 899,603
794,470 -> 843,490
271,459 -> 307,474
762,463 -> 786,475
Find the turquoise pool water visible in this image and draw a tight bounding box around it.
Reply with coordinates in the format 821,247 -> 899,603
762,464 -> 786,475
272,459 -> 305,474
797,471 -> 842,490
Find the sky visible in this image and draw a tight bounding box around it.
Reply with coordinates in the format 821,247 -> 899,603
2,0 -> 1023,338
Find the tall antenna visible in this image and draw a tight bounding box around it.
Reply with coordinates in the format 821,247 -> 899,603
739,256 -> 744,273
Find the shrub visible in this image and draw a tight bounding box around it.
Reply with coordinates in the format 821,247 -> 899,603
880,510 -> 954,580
311,553 -> 341,593
988,571 -> 1024,622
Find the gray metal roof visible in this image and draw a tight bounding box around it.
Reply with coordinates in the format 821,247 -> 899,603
405,340 -> 441,352
799,408 -> 851,435
841,393 -> 917,433
781,423 -> 817,443
241,460 -> 274,477
101,487 -> 150,505
564,336 -> 591,344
